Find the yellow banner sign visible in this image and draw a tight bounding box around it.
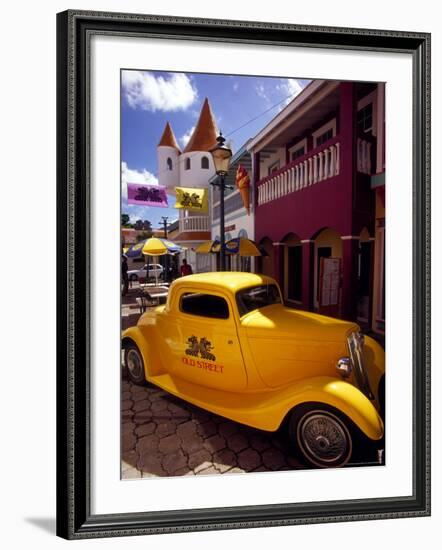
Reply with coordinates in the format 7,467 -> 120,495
174,187 -> 208,213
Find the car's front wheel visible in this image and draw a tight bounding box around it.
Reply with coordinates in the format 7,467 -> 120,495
129,274 -> 138,282
124,342 -> 146,385
288,404 -> 353,468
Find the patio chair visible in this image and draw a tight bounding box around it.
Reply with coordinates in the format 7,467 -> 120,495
135,289 -> 158,314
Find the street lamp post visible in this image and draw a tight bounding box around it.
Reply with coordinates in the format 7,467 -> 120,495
161,216 -> 169,282
209,133 -> 233,271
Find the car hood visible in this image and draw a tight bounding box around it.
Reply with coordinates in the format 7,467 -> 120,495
241,304 -> 358,341
240,305 -> 359,388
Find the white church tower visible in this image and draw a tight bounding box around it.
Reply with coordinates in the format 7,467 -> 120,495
157,121 -> 181,189
157,98 -> 218,273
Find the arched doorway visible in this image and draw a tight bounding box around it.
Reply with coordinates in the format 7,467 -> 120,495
257,237 -> 274,277
313,228 -> 343,315
282,232 -> 302,303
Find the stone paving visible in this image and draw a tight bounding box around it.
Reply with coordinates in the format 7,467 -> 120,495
121,374 -> 303,479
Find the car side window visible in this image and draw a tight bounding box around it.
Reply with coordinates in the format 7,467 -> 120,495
180,292 -> 229,319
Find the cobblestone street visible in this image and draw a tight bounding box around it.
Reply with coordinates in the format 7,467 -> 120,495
121,373 -> 303,478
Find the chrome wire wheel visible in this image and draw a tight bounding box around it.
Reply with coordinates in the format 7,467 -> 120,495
294,409 -> 352,468
124,344 -> 146,385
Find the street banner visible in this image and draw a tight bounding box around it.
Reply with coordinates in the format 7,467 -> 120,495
174,187 -> 208,212
127,182 -> 168,207
235,164 -> 250,214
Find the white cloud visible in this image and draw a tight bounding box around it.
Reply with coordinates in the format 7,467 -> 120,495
277,78 -> 304,105
123,201 -> 151,224
122,71 -> 198,112
255,84 -> 269,102
121,162 -> 158,199
233,82 -> 239,92
179,125 -> 196,148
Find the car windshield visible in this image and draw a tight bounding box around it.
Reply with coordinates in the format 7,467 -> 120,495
236,284 -> 281,316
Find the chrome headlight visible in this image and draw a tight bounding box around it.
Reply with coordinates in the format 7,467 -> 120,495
336,357 -> 352,378
347,331 -> 374,400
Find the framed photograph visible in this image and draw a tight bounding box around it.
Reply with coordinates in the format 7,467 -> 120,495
56,10 -> 430,539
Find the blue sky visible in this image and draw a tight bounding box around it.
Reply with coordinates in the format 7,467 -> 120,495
121,70 -> 310,229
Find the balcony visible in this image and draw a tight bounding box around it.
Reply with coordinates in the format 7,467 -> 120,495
178,215 -> 210,233
257,138 -> 340,206
257,135 -> 374,206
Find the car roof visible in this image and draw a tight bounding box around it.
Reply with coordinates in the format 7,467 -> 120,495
171,272 -> 277,294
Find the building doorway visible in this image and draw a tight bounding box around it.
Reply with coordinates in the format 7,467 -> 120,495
313,228 -> 343,311
282,233 -> 302,303
287,246 -> 302,301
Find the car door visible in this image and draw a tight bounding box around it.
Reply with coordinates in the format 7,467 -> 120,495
158,288 -> 248,391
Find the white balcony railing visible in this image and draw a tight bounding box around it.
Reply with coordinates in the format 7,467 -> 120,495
258,141 -> 340,206
179,215 -> 210,233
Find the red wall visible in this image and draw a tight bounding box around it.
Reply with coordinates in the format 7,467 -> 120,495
255,174 -> 353,242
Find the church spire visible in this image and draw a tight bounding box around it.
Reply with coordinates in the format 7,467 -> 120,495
183,98 -> 219,153
158,122 -> 181,152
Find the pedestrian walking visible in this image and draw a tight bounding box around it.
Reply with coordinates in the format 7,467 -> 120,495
180,258 -> 193,277
122,254 -> 129,295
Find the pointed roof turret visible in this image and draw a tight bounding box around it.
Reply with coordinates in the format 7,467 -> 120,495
183,98 -> 219,153
158,122 -> 181,152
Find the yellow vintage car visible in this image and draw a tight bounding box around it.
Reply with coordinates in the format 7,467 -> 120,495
122,272 -> 385,468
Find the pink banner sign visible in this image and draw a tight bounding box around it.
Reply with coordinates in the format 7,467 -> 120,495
127,182 -> 168,207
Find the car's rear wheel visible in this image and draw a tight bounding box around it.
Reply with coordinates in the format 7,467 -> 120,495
288,404 -> 353,468
124,342 -> 146,385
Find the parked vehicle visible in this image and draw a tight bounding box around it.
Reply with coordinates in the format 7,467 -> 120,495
127,263 -> 164,282
122,272 -> 385,468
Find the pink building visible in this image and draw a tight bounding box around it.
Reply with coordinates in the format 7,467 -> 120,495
249,80 -> 385,333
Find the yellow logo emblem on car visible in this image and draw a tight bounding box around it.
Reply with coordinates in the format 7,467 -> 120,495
185,335 -> 216,361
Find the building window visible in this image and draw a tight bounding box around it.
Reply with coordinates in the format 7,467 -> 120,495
357,103 -> 373,134
268,160 -> 280,175
316,129 -> 333,147
313,119 -> 336,148
166,157 -> 173,170
201,156 -> 209,169
185,158 -> 191,170
180,292 -> 229,319
291,147 -> 305,161
287,246 -> 302,301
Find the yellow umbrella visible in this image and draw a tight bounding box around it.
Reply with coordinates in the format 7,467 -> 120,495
141,237 -> 184,285
141,237 -> 182,256
225,238 -> 262,257
195,240 -> 221,254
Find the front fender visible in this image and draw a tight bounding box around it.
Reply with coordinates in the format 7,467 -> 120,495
122,326 -> 164,378
271,376 -> 384,440
363,335 -> 385,410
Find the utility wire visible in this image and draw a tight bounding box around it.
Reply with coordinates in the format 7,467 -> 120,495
128,89 -> 302,183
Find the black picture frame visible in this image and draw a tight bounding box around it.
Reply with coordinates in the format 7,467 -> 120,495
56,10 -> 431,539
